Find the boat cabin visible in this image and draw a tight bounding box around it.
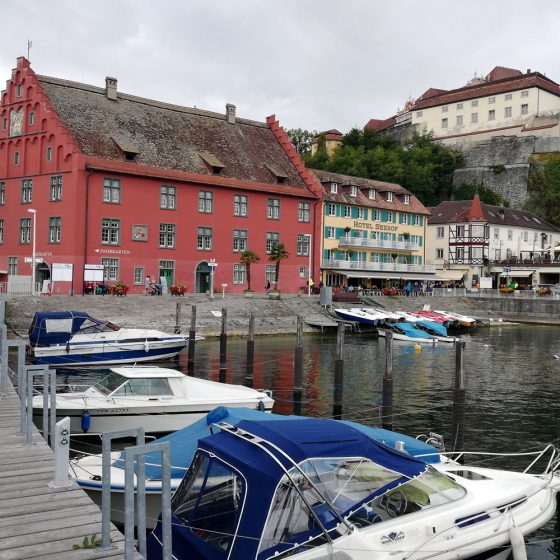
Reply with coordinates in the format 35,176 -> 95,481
28,311 -> 120,347
148,418 -> 465,559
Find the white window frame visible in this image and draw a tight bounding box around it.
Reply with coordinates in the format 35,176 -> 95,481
234,194 -> 248,217
198,191 -> 214,213
436,226 -> 444,238
233,263 -> 246,284
103,178 -> 121,204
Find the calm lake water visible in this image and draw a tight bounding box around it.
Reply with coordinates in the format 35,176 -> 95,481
57,324 -> 560,557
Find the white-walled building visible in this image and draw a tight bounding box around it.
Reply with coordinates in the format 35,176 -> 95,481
427,195 -> 560,287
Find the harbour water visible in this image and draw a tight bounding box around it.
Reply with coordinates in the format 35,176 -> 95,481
58,323 -> 560,557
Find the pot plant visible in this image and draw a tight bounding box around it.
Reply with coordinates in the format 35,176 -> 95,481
239,249 -> 260,296
170,281 -> 186,296
110,280 -> 129,296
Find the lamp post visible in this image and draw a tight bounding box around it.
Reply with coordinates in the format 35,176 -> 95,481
306,234 -> 312,297
208,259 -> 217,299
27,208 -> 37,295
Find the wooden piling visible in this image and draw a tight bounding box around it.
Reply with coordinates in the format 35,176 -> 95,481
187,305 -> 197,376
293,316 -> 304,415
381,331 -> 394,431
245,313 -> 255,387
174,302 -> 182,334
452,339 -> 466,457
219,308 -> 227,383
332,321 -> 344,420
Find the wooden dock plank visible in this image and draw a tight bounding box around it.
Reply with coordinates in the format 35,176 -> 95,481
0,376 -> 141,560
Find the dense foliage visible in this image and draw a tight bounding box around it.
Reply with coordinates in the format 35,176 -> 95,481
525,157 -> 560,227
452,182 -> 508,206
286,128 -> 315,155
303,129 -> 462,206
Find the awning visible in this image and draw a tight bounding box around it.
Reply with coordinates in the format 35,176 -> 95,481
344,271 -> 437,281
434,270 -> 465,281
499,270 -> 534,277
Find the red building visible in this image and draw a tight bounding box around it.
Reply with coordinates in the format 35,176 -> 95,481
0,58 -> 321,295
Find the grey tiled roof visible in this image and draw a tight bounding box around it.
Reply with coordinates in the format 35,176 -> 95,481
37,75 -> 305,187
429,199 -> 560,231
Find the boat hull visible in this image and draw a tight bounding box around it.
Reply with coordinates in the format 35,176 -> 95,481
377,328 -> 437,344
32,339 -> 188,366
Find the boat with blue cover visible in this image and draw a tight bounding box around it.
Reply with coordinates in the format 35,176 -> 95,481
28,311 -> 202,366
69,406 -> 439,529
378,320 -> 438,343
146,414 -> 560,560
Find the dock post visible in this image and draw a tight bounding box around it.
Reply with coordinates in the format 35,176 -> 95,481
24,365 -> 53,446
219,308 -> 227,383
187,305 -> 197,376
0,323 -> 7,395
174,301 -> 182,334
294,316 -> 304,415
48,417 -> 73,488
382,331 -> 394,431
245,313 -> 255,387
452,339 -> 466,458
333,321 -> 344,420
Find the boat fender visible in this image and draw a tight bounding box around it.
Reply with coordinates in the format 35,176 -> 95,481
206,406 -> 229,425
81,410 -> 91,433
509,525 -> 527,560
257,400 -> 265,412
144,340 -> 150,353
414,344 -> 422,353
66,342 -> 70,354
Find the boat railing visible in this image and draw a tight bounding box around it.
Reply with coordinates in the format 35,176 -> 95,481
431,444 -> 560,476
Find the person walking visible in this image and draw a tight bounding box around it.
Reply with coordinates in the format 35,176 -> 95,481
405,282 -> 412,297
265,279 -> 270,295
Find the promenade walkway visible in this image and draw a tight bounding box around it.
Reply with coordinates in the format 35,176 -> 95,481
0,377 -> 141,560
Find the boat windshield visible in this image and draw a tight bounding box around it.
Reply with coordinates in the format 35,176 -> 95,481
93,372 -> 128,396
78,318 -> 121,334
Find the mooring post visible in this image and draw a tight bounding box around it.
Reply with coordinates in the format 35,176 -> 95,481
332,321 -> 344,420
452,339 -> 466,459
219,308 -> 227,383
382,331 -> 394,431
174,301 -> 182,334
293,316 -> 304,415
245,313 -> 255,387
187,305 -> 197,376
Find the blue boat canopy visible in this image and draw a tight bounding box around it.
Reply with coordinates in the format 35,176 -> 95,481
28,311 -> 118,347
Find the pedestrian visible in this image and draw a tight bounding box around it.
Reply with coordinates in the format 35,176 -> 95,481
413,282 -> 420,296
265,279 -> 270,295
145,275 -> 150,295
405,282 -> 412,297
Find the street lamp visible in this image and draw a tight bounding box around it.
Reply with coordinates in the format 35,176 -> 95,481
27,208 -> 37,295
306,234 -> 312,297
208,259 -> 217,299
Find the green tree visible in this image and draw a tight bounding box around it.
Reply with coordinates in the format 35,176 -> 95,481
525,158 -> 560,227
452,182 -> 508,206
239,250 -> 260,291
286,128 -> 315,155
268,242 -> 289,289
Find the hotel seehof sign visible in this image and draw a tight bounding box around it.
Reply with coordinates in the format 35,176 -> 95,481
352,220 -> 398,232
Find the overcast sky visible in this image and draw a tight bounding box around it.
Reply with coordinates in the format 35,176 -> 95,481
2,0 -> 560,134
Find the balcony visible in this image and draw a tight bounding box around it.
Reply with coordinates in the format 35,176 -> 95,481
336,237 -> 420,251
321,259 -> 436,274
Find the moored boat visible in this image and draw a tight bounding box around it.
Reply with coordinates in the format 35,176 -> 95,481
147,417 -> 560,560
28,311 -> 203,366
33,366 -> 274,436
378,321 -> 438,344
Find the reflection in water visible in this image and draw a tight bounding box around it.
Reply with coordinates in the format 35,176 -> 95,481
54,325 -> 560,557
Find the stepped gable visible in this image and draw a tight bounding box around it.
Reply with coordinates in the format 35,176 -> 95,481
312,169 -> 429,214
36,74 -> 306,188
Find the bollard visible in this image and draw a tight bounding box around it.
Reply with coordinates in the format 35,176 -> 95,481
48,417 -> 73,488
187,305 -> 197,376
219,308 -> 227,383
245,313 -> 255,387
124,441 -> 171,560
293,316 -> 304,415
101,428 -> 145,551
382,331 -> 394,431
332,321 -> 344,420
174,301 -> 182,335
452,339 -> 466,459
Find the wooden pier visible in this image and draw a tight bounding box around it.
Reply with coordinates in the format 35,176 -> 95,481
0,377 -> 141,560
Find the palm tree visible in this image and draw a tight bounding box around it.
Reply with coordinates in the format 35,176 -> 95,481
239,250 -> 260,291
268,242 -> 289,289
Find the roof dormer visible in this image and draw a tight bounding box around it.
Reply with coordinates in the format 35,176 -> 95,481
199,151 -> 225,175
265,163 -> 288,184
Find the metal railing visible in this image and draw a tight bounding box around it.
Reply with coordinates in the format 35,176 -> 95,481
321,259 -> 435,273
337,237 -> 420,251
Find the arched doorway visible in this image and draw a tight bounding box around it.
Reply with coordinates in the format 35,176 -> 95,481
195,262 -> 210,293
36,262 -> 51,292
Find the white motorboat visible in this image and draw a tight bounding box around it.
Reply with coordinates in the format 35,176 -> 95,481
33,366 -> 274,436
334,307 -> 391,326
28,311 -> 204,366
69,407 -> 441,529
147,416 -> 560,560
434,310 -> 477,327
